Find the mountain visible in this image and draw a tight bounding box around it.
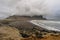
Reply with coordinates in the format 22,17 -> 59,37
7,15 -> 46,20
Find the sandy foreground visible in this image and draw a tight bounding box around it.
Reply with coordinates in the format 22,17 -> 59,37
0,16 -> 60,40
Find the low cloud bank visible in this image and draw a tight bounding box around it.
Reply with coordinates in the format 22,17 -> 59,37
0,0 -> 60,20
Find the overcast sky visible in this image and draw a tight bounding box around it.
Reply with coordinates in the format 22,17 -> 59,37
0,0 -> 60,20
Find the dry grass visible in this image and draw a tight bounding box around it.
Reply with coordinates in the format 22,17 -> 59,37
0,26 -> 21,40
0,16 -> 60,40
0,25 -> 60,40
21,33 -> 60,40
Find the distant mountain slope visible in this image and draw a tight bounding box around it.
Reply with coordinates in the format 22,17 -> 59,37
7,15 -> 46,20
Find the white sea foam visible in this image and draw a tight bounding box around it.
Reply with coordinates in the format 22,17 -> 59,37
30,20 -> 60,32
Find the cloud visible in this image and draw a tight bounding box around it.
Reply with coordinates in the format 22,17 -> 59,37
14,0 -> 49,16
0,0 -> 60,20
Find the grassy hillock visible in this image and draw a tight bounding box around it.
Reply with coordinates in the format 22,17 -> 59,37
0,16 -> 60,40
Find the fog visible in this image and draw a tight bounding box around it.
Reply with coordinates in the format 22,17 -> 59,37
0,0 -> 60,20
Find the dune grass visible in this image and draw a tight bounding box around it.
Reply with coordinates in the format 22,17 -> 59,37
0,26 -> 21,40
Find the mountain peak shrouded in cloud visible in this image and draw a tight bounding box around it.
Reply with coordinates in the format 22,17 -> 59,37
0,0 -> 60,20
